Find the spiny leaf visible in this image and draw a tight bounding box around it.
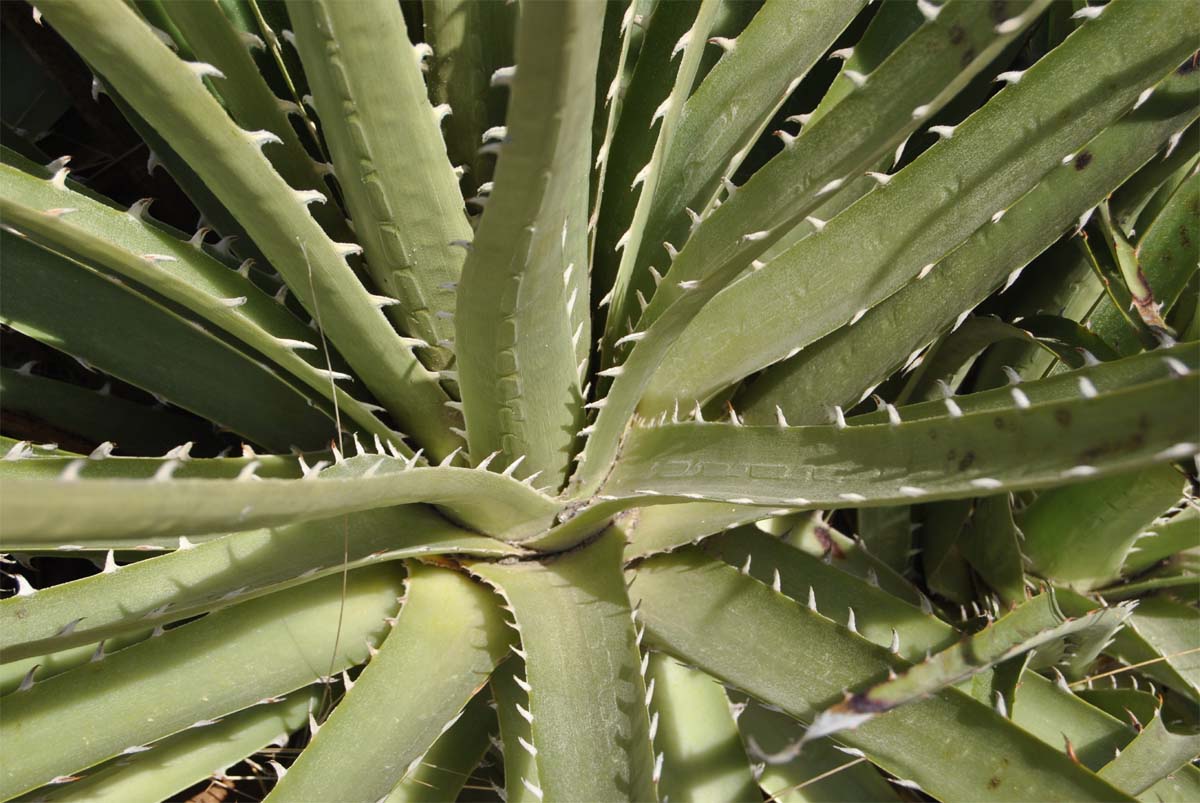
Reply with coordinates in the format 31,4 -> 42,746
0,566 -> 402,800
469,529 -> 657,802
267,563 -> 512,803
0,453 -> 558,545
454,0 -> 604,487
0,505 -> 521,661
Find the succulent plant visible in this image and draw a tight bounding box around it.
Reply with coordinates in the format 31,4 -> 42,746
1,0 -> 1198,801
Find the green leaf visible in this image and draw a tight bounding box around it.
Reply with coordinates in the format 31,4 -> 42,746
960,494 -> 1028,605
917,499 -> 976,605
573,0 -> 1056,493
382,686 -> 496,803
286,0 -> 472,372
1092,173 -> 1200,355
1109,121 -> 1199,235
35,690 -> 317,803
0,630 -> 153,697
657,0 -> 1196,415
1076,689 -> 1161,727
35,0 -> 461,459
454,0 -> 605,487
602,366 -> 1198,509
897,314 -> 1115,405
0,453 -> 558,546
590,0 -> 701,328
0,565 -> 402,799
628,549 -> 1134,801
674,525 -> 1149,773
736,701 -> 900,803
0,367 -> 210,455
596,0 -> 729,364
1110,595 -> 1200,703
0,163 -> 400,446
627,0 -> 869,317
851,342 -> 1198,425
470,529 -> 657,802
803,592 -> 1135,741
162,0 -> 351,243
780,515 -> 925,609
1100,715 -> 1200,796
704,527 -> 955,662
0,505 -> 521,661
646,652 -> 758,803
0,231 -> 336,453
1019,464 -> 1186,590
267,563 -> 512,803
490,658 -> 539,803
622,500 -> 768,560
739,62 -> 1200,424
1139,766 -> 1200,803
0,451 -> 303,481
422,0 -> 514,198
1120,505 -> 1199,577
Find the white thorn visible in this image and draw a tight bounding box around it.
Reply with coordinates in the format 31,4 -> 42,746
805,216 -> 827,232
1070,5 -> 1105,20
832,405 -> 847,429
1001,267 -> 1023,292
916,0 -> 943,21
650,98 -> 671,128
866,171 -> 893,185
971,477 -> 1003,489
185,62 -> 225,81
491,66 -> 516,87
816,178 -> 844,197
928,124 -> 956,140
995,70 -> 1024,85
153,460 -> 180,481
671,29 -> 692,59
842,70 -> 868,88
1163,356 -> 1191,376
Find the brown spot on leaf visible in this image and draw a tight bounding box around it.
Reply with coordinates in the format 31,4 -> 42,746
958,451 -> 976,471
1055,409 -> 1071,427
994,417 -> 1006,430
989,777 -> 1003,790
814,526 -> 845,560
1074,151 -> 1092,170
846,693 -> 893,714
961,47 -> 976,68
949,24 -> 966,45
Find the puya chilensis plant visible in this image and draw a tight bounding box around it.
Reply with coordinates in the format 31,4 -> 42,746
0,0 -> 1198,800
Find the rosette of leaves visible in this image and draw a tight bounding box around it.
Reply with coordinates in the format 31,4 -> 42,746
1,1 -> 1198,801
